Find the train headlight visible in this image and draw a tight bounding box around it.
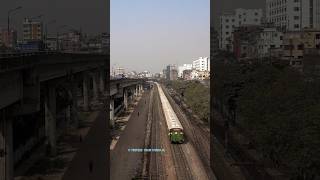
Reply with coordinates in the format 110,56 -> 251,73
175,132 -> 178,134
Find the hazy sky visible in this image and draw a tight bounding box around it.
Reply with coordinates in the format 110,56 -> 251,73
211,0 -> 265,27
0,0 -> 108,38
111,0 -> 209,74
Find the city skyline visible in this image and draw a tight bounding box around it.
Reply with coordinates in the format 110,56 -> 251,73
0,0 -> 108,39
111,0 -> 209,73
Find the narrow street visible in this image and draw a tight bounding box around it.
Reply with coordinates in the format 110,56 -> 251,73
61,108 -> 108,180
110,90 -> 151,180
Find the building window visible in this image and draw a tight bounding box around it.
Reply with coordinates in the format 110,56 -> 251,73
316,34 -> 320,39
294,7 -> 300,11
232,19 -> 235,22
226,19 -> 229,22
226,25 -> 229,28
255,12 -> 258,16
294,24 -> 300,28
294,0 -> 299,2
255,18 -> 258,22
280,36 -> 283,40
294,16 -> 299,20
226,32 -> 229,35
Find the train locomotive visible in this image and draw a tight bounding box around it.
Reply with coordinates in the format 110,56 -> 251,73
156,82 -> 184,144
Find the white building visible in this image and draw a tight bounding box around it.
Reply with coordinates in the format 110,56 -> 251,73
113,67 -> 125,76
23,18 -> 43,42
219,8 -> 263,50
257,27 -> 283,58
191,70 -> 199,80
193,57 -> 210,72
266,0 -> 320,31
139,71 -> 152,78
178,64 -> 193,78
45,35 -> 57,50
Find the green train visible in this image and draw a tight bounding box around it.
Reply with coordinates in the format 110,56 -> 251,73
156,82 -> 184,144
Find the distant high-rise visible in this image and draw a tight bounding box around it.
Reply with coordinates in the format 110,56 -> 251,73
211,27 -> 219,56
166,64 -> 178,80
0,28 -> 17,48
178,64 -> 193,78
101,33 -> 110,53
59,30 -> 81,52
193,57 -> 210,72
266,0 -> 320,31
23,18 -> 43,42
219,8 -> 263,51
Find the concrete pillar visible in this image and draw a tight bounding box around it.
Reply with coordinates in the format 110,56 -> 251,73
138,84 -> 141,96
45,86 -> 57,156
110,98 -> 115,128
66,105 -> 71,127
70,83 -> 79,128
92,73 -> 98,100
124,89 -> 128,110
139,84 -> 142,95
135,86 -> 138,96
83,76 -> 89,111
0,110 -> 14,180
99,70 -> 105,95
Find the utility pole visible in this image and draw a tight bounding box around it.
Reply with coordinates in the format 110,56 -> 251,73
7,6 -> 22,48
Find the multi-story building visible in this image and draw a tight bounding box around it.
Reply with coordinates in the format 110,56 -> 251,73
211,27 -> 219,56
45,35 -> 57,50
233,25 -> 262,59
266,0 -> 320,31
193,57 -> 210,71
257,26 -> 283,58
182,69 -> 193,80
197,70 -> 210,80
0,28 -> 17,48
59,30 -> 81,52
113,67 -> 125,76
166,64 -> 178,80
162,69 -> 167,79
191,70 -> 199,80
281,29 -> 320,70
219,8 -> 263,50
178,64 -> 193,78
138,71 -> 152,78
23,18 -> 43,42
101,32 -> 109,53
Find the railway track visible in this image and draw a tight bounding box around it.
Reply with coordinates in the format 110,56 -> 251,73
162,86 -> 215,180
164,85 -> 273,180
171,145 -> 193,180
149,87 -> 164,179
154,84 -> 194,180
